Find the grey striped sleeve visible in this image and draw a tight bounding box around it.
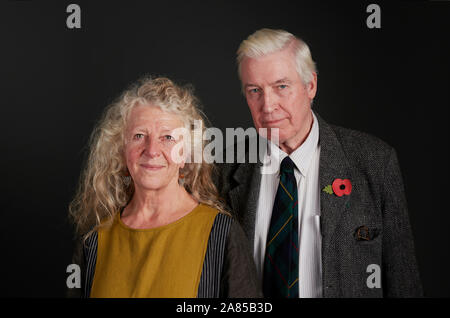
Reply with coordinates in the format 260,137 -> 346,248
83,231 -> 98,298
197,213 -> 233,298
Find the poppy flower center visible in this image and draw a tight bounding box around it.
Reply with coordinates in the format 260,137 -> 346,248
340,184 -> 346,190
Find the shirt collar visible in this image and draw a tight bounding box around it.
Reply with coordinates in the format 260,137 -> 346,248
264,112 -> 319,177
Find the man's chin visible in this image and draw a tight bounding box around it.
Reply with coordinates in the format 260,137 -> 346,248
257,125 -> 282,138
266,134 -> 288,147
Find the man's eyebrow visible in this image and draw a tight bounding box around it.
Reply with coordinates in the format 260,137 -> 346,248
244,78 -> 291,88
244,83 -> 259,89
270,78 -> 291,85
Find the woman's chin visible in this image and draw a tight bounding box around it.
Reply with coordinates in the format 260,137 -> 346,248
134,179 -> 171,192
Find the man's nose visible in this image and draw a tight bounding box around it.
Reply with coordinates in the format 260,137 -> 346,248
262,90 -> 277,113
144,136 -> 161,158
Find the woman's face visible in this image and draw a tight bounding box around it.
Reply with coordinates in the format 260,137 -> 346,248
124,104 -> 187,192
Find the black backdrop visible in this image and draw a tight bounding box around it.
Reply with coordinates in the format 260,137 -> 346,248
1,0 -> 449,297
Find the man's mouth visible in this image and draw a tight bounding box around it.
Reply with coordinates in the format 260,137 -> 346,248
262,118 -> 285,126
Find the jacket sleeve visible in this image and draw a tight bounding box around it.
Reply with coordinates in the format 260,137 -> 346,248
381,148 -> 423,297
220,220 -> 263,298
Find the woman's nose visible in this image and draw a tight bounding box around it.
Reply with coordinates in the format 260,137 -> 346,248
143,136 -> 161,158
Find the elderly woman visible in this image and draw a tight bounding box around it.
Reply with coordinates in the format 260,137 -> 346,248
68,77 -> 261,298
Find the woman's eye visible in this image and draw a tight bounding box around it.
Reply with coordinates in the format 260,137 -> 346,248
134,133 -> 144,140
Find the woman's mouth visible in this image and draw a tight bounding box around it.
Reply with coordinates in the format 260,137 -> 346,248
140,163 -> 165,171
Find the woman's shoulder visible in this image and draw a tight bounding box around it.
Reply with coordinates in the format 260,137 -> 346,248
196,204 -> 234,223
196,204 -> 236,240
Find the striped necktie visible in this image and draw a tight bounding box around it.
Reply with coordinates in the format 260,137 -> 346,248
263,156 -> 299,298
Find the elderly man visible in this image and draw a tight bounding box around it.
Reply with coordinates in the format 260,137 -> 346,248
216,28 -> 422,297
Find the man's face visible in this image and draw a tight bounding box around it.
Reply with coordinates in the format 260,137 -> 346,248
240,47 -> 317,150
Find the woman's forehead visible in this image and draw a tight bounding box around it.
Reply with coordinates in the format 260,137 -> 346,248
127,104 -> 184,128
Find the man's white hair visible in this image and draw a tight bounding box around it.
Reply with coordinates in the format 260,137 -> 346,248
237,28 -> 317,85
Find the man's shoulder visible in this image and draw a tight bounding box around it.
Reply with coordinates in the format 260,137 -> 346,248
326,123 -> 395,170
329,124 -> 393,154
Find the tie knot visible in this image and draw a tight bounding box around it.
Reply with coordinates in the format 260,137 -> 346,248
280,156 -> 295,174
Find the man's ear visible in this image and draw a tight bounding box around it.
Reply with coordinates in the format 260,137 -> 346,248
307,72 -> 318,100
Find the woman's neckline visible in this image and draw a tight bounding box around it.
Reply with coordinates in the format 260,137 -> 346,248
117,203 -> 202,232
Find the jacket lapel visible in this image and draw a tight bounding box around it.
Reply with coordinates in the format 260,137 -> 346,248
316,113 -> 354,248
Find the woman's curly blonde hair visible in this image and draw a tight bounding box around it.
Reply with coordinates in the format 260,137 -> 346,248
69,76 -> 227,241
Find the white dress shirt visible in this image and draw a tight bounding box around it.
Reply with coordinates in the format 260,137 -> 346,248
254,112 -> 322,298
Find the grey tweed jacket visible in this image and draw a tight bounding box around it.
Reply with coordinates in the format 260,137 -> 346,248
215,112 -> 423,298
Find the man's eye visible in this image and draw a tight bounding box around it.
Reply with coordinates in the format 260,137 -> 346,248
249,88 -> 259,94
279,84 -> 287,89
162,135 -> 174,141
134,133 -> 144,140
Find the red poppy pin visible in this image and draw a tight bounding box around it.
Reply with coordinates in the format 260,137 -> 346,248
323,178 -> 352,197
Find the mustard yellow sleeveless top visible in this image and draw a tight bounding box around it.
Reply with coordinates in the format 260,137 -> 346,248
90,204 -> 218,298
